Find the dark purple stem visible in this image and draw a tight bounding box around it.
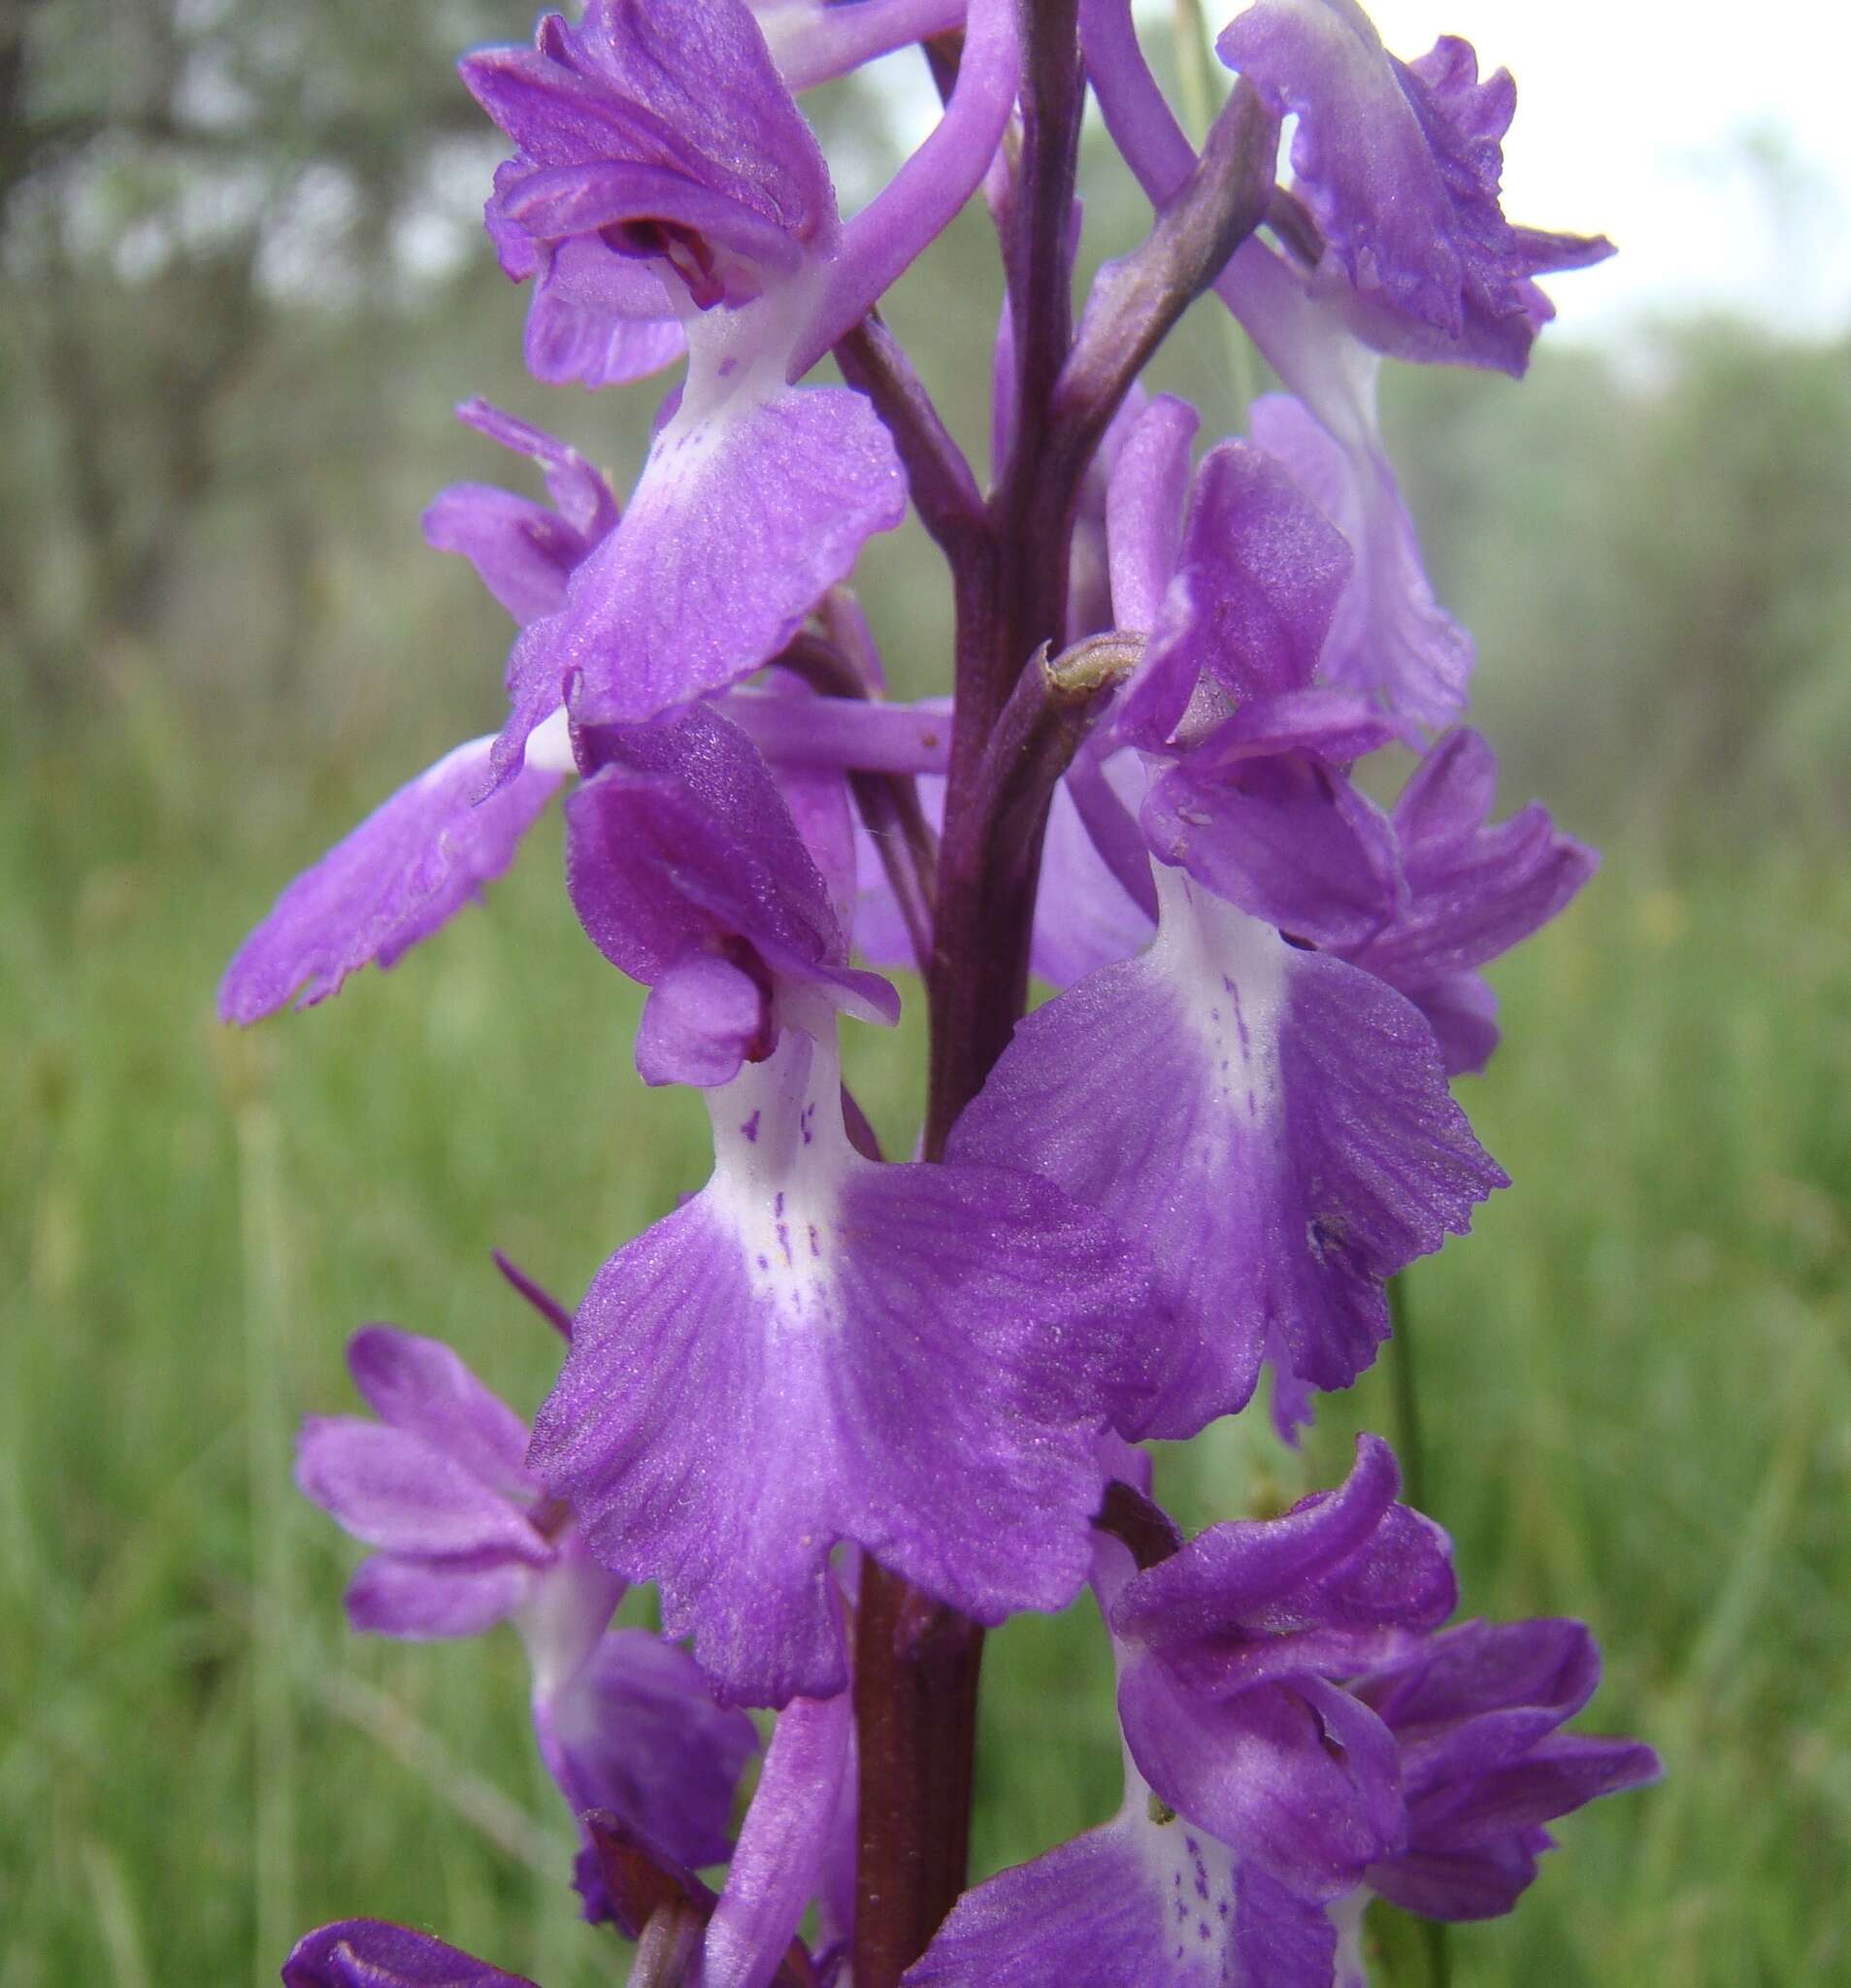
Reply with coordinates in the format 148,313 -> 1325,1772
852,24 -> 1277,1988
1095,1479 -> 1185,1570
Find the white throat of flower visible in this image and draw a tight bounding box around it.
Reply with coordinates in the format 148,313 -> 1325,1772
704,1004 -> 859,1329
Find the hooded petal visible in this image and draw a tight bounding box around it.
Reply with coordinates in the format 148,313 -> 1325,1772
1144,748 -> 1400,950
528,1025 -> 1160,1704
950,864 -> 1504,1438
563,705 -> 898,1050
282,1922 -> 538,1988
1112,1436 -> 1452,1655
462,0 -> 836,271
539,1627 -> 760,1870
1117,1658 -> 1404,1899
218,739 -> 562,1022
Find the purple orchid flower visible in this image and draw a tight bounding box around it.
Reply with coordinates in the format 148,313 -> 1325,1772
238,0 -> 1646,1970
463,0 -> 1021,780
1022,397 -> 1595,1082
1107,1437 -> 1455,1899
528,707 -> 1162,1705
296,1318 -> 758,1875
950,406 -> 1503,1442
1217,1 -> 1613,372
907,1438 -> 1657,1986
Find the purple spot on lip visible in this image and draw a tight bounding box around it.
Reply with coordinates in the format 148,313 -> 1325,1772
808,1223 -> 820,1258
756,1254 -> 769,1272
777,1221 -> 791,1264
741,1110 -> 761,1143
774,1191 -> 785,1217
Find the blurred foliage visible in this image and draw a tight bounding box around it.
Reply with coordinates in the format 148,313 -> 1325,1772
1,6 -> 1848,1988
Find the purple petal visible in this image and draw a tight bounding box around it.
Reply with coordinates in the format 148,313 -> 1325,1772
563,706 -> 898,1032
1248,388 -> 1471,730
540,1628 -> 760,1870
637,952 -> 770,1089
1360,1616 -> 1601,1737
1232,1862 -> 1346,1985
529,1027 -> 1158,1705
454,398 -> 622,539
905,1809 -> 1241,1987
1219,5 -> 1603,363
521,248 -> 688,386
1106,393 -> 1201,630
1200,685 -> 1398,765
1113,1435 -> 1451,1653
346,1327 -> 535,1505
295,1417 -> 549,1568
1029,773 -> 1159,987
950,866 -> 1504,1437
1365,1835 -> 1544,1922
1117,1658 -> 1404,1899
703,1687 -> 852,1988
344,1555 -> 534,1640
496,383 -> 904,773
282,1921 -> 538,1988
218,739 -> 562,1022
421,484 -> 597,626
1401,971 -> 1501,1078
1171,439 -> 1353,702
504,160 -> 807,282
1347,729 -> 1599,987
463,0 -> 834,245
1409,1733 -> 1663,1852
1143,750 -> 1400,950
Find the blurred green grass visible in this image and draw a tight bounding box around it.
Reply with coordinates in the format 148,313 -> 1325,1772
1,690 -> 1847,1988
